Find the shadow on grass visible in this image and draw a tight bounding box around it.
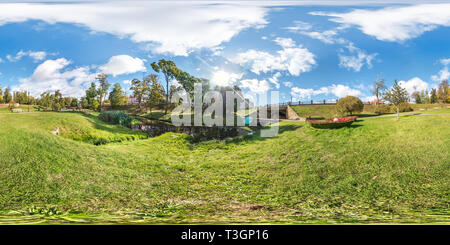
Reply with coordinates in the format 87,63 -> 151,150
60,111 -> 146,137
223,124 -> 302,145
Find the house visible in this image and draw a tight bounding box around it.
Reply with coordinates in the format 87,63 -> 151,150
365,99 -> 384,105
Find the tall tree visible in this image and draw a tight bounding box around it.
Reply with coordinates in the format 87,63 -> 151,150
109,83 -> 127,108
3,87 -> 12,104
413,91 -> 421,104
437,80 -> 449,103
0,85 -> 3,103
147,75 -> 165,113
151,59 -> 182,114
96,73 -> 110,111
384,80 -> 409,120
130,77 -> 151,109
85,82 -> 98,109
372,73 -> 386,105
430,88 -> 438,104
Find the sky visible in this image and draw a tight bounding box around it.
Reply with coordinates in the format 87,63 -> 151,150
0,0 -> 450,103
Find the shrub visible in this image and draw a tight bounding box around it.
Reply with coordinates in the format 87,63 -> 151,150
397,102 -> 413,112
374,104 -> 392,115
98,111 -> 133,128
336,96 -> 364,115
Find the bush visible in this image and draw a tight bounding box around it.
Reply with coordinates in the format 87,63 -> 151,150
336,96 -> 364,115
397,102 -> 413,112
374,104 -> 392,115
98,111 -> 133,128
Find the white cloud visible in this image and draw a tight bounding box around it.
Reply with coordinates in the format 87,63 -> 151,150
99,55 -> 146,77
312,3 -> 450,42
0,2 -> 268,56
362,95 -> 377,102
330,84 -> 363,98
284,20 -> 312,32
123,80 -> 132,85
239,79 -> 271,93
431,58 -> 450,82
286,20 -> 349,44
338,43 -> 377,72
440,58 -> 450,66
273,37 -> 296,48
230,37 -> 316,76
13,58 -> 95,97
398,77 -> 429,95
6,50 -> 48,62
211,70 -> 243,87
290,84 -> 362,100
283,81 -> 293,87
268,72 -> 281,89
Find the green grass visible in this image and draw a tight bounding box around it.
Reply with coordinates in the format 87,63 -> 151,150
291,103 -> 449,119
0,110 -> 449,224
0,104 -> 39,113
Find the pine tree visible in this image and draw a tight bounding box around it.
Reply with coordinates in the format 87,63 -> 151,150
384,80 -> 409,120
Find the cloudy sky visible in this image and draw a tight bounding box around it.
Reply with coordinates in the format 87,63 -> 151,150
0,0 -> 449,102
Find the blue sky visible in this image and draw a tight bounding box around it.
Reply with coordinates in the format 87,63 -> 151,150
0,1 -> 450,103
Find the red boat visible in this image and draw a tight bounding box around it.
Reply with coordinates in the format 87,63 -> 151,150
306,116 -> 357,129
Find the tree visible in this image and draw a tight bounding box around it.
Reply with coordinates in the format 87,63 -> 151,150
71,98 -> 78,108
437,80 -> 449,103
109,83 -> 127,108
147,75 -> 165,113
336,96 -> 364,115
384,80 -> 409,120
3,87 -> 12,104
130,77 -> 151,109
81,97 -> 89,109
92,100 -> 99,111
420,90 -> 429,104
96,73 -> 110,111
85,82 -> 98,110
413,91 -> 421,104
0,85 -> 3,103
430,88 -> 438,104
372,73 -> 386,105
151,59 -> 182,114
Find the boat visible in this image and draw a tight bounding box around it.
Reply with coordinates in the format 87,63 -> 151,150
306,116 -> 357,129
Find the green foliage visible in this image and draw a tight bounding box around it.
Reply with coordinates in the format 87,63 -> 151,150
81,98 -> 89,109
92,100 -> 99,111
397,101 -> 413,112
96,73 -> 110,109
151,59 -> 183,114
70,98 -> 78,108
384,80 -> 409,106
85,82 -> 98,109
430,88 -> 438,103
98,110 -> 133,128
109,83 -> 127,108
130,77 -> 151,109
374,104 -> 392,115
148,77 -> 165,112
437,80 -> 449,103
336,96 -> 364,115
384,80 -> 410,119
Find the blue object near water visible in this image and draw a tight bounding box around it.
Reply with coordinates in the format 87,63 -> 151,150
244,116 -> 253,125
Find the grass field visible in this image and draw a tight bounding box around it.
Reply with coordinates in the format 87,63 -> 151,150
0,110 -> 449,224
0,104 -> 39,113
291,103 -> 449,119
